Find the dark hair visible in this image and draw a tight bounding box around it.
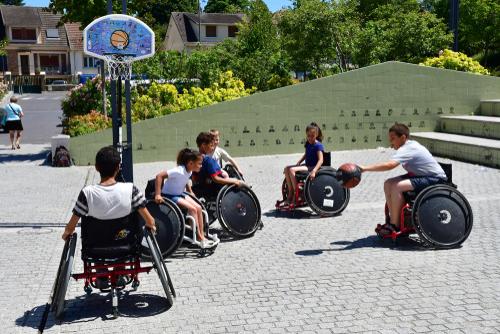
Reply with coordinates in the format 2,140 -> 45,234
196,132 -> 215,147
95,146 -> 120,178
389,123 -> 410,138
177,148 -> 202,166
306,122 -> 323,142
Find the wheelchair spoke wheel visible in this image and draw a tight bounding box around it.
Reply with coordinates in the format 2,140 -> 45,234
145,230 -> 175,306
52,233 -> 77,319
412,185 -> 473,249
304,168 -> 350,216
217,185 -> 261,238
141,199 -> 185,259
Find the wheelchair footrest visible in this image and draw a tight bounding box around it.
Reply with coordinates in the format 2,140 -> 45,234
375,225 -> 415,241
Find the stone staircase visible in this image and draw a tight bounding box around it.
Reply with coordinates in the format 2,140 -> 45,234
412,100 -> 500,168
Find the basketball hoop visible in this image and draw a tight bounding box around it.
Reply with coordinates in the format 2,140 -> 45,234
104,54 -> 134,80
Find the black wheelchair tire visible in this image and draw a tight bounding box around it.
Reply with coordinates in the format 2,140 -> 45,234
141,199 -> 185,259
145,230 -> 175,306
52,233 -> 77,319
216,185 -> 261,238
223,164 -> 245,181
412,185 -> 473,249
304,168 -> 350,216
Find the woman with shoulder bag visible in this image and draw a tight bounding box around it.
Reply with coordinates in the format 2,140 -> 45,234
4,96 -> 24,150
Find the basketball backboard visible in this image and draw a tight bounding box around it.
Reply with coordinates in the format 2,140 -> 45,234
83,14 -> 155,61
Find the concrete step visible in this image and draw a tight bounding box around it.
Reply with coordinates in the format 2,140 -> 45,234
440,115 -> 500,140
412,132 -> 500,168
480,99 -> 500,116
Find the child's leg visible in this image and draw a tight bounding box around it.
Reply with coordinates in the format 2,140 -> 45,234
388,178 -> 413,227
288,165 -> 308,201
185,196 -> 205,240
176,198 -> 204,241
221,170 -> 229,178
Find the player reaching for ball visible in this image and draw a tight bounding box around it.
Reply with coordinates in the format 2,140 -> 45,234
357,123 -> 447,235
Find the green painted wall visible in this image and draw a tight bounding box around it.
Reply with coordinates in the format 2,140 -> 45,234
70,61 -> 500,165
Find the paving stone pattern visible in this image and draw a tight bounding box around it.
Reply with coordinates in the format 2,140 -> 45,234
2,149 -> 500,333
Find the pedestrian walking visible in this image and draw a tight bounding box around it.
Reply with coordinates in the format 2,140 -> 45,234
3,96 -> 24,150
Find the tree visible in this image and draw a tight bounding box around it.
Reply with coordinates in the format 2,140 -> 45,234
353,2 -> 453,66
204,0 -> 250,13
278,0 -> 337,78
0,0 -> 25,5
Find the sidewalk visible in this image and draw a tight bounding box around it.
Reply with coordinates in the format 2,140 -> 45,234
1,149 -> 499,333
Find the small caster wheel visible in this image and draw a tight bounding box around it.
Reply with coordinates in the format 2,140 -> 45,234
84,285 -> 92,295
132,280 -> 140,291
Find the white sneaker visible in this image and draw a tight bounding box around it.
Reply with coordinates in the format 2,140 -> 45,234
200,239 -> 214,249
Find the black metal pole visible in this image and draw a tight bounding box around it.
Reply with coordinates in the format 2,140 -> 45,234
450,0 -> 459,51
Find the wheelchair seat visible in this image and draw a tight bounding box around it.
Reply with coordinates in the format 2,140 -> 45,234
81,214 -> 141,261
402,162 -> 455,204
293,152 -> 332,182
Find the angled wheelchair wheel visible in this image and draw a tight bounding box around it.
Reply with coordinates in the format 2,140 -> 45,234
216,185 -> 261,237
223,164 -> 244,181
141,199 -> 185,258
281,179 -> 288,201
144,230 -> 175,306
412,185 -> 473,249
51,233 -> 77,319
304,168 -> 350,216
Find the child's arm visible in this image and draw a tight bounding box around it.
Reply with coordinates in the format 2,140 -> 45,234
186,181 -> 194,195
296,153 -> 306,165
138,207 -> 157,233
309,151 -> 324,179
62,214 -> 80,240
359,160 -> 399,172
212,174 -> 245,187
154,170 -> 168,203
220,148 -> 244,174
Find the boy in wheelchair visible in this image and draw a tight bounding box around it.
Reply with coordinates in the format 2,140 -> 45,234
62,146 -> 156,288
192,132 -> 247,197
209,129 -> 244,178
358,123 -> 447,236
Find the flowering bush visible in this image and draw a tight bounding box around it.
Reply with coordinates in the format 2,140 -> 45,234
66,71 -> 254,136
420,49 -> 490,75
65,110 -> 111,137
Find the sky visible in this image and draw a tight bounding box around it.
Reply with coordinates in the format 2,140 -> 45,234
24,0 -> 292,13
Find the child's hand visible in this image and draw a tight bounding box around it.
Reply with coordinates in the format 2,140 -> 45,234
154,194 -> 164,204
309,170 -> 316,180
61,228 -> 72,241
147,223 -> 157,234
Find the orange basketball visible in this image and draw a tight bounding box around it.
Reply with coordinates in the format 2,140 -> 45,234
110,30 -> 129,50
338,163 -> 362,189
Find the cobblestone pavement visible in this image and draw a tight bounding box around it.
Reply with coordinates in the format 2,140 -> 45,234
2,149 -> 499,333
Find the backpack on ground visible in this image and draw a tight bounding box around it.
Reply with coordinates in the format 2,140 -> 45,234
53,146 -> 71,167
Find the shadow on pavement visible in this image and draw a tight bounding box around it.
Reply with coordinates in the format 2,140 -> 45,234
0,147 -> 49,164
295,235 -> 432,256
16,292 -> 171,331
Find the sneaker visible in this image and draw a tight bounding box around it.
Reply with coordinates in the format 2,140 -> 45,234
200,239 -> 214,249
116,275 -> 130,287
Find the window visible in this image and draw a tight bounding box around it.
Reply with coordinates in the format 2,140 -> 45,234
83,56 -> 100,68
205,25 -> 217,38
46,29 -> 59,39
11,28 -> 37,41
228,26 -> 238,38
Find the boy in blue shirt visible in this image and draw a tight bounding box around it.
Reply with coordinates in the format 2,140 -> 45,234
192,132 -> 246,196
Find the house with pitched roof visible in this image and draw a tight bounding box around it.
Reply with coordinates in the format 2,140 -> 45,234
65,22 -> 100,76
0,5 -> 71,77
164,12 -> 244,53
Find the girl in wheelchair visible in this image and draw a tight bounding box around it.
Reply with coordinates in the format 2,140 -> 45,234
282,122 -> 324,205
153,148 -> 215,249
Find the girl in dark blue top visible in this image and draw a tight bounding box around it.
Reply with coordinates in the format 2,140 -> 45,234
283,123 -> 324,203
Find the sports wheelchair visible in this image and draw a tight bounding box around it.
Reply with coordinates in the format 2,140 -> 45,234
192,164 -> 262,238
50,214 -> 175,319
143,182 -> 220,257
275,152 -> 350,216
377,163 -> 473,249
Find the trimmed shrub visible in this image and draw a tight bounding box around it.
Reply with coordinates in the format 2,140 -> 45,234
421,49 -> 490,75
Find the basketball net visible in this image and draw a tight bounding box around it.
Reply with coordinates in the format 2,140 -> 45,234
104,54 -> 134,80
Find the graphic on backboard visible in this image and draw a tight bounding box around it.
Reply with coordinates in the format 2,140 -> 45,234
84,14 -> 155,60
